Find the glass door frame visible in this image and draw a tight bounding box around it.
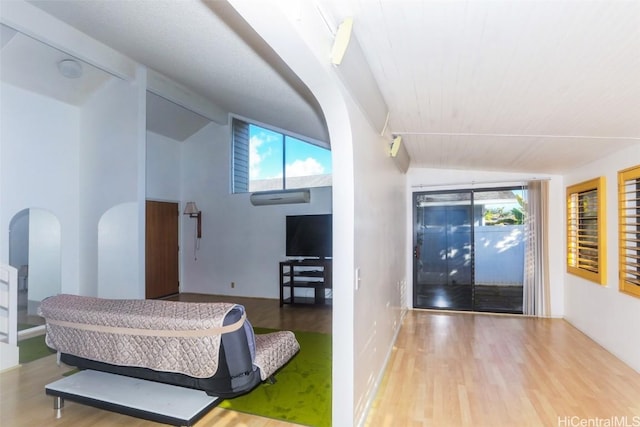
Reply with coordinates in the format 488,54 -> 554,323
413,186 -> 526,313
412,189 -> 475,310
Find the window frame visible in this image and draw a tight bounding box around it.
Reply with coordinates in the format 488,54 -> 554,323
566,176 -> 607,284
618,165 -> 640,298
230,116 -> 331,194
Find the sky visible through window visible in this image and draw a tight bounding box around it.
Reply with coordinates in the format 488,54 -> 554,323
249,124 -> 332,183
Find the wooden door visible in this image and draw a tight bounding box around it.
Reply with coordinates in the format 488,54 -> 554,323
146,201 -> 179,298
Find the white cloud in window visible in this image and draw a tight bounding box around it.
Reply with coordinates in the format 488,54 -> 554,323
250,133 -> 282,179
250,135 -> 266,179
286,157 -> 325,177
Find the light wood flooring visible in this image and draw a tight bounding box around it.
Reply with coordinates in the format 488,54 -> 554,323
0,295 -> 330,427
3,294 -> 640,426
365,309 -> 640,426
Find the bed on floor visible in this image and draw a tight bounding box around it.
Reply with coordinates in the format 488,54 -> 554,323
39,294 -> 300,398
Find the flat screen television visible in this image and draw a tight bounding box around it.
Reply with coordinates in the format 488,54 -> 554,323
286,214 -> 332,259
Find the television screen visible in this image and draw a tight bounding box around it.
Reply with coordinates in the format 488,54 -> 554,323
286,214 -> 332,258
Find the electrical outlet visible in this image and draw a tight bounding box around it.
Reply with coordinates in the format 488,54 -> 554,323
231,282 -> 235,289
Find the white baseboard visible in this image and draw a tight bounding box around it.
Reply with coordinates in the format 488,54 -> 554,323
0,341 -> 20,372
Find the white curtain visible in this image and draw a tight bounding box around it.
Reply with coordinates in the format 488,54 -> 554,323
523,180 -> 551,316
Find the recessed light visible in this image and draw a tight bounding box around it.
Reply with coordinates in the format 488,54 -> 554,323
57,59 -> 83,79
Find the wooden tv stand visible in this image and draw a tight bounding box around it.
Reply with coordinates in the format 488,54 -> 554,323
279,259 -> 332,307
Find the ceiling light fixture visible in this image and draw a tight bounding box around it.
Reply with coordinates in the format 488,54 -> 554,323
330,17 -> 353,65
57,59 -> 83,79
390,135 -> 402,158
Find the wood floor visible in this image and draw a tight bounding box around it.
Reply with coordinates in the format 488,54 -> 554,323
0,295 -> 330,427
365,309 -> 640,426
3,294 -> 640,426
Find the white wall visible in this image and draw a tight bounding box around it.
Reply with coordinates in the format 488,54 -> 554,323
1,77 -> 145,300
1,3 -> 143,299
0,83 -> 79,295
564,144 -> 640,372
97,202 -> 139,299
28,208 -> 61,305
407,168 -> 565,317
146,130 -> 181,202
146,111 -> 335,301
80,77 -> 143,298
179,121 -> 333,298
348,95 -> 407,420
228,4 -> 407,426
470,225 -> 524,284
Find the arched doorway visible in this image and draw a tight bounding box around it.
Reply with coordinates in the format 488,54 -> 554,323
9,208 -> 61,335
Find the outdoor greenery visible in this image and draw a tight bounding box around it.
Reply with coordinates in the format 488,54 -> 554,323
484,194 -> 525,225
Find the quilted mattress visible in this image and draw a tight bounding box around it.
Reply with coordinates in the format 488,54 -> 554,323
39,294 -> 249,378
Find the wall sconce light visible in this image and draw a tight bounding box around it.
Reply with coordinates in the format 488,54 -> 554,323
183,202 -> 201,239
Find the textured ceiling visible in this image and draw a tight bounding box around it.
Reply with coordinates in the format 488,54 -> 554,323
25,0 -> 329,143
0,26 -> 113,105
5,1 -> 640,174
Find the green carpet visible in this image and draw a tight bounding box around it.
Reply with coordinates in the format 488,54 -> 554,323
15,328 -> 332,427
220,328 -> 332,427
17,334 -> 55,364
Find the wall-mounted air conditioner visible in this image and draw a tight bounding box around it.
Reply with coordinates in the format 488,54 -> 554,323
250,189 -> 311,206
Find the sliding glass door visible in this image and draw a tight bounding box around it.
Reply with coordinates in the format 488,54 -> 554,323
413,187 -> 526,313
414,192 -> 473,310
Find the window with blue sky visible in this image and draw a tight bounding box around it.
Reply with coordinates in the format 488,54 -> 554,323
232,118 -> 332,193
